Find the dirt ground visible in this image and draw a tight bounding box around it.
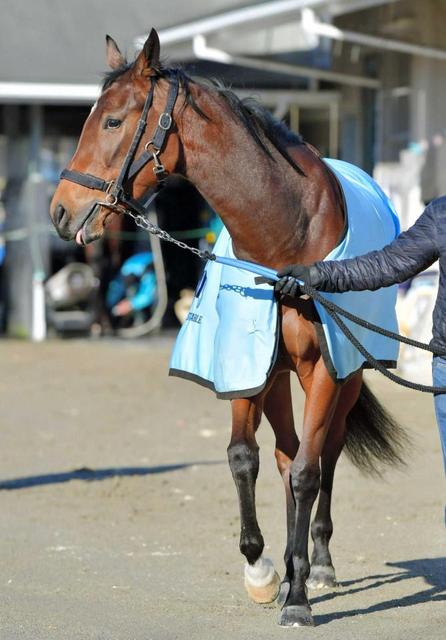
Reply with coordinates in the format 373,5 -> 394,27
0,337 -> 445,640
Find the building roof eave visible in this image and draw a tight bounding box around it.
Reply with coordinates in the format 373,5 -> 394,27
0,82 -> 100,105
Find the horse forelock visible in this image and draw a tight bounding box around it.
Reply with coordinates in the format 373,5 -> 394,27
102,62 -> 134,91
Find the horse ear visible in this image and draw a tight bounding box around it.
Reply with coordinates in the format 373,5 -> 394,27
134,28 -> 161,76
106,35 -> 126,70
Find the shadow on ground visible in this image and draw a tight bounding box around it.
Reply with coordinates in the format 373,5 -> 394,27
0,460 -> 225,490
312,557 -> 446,625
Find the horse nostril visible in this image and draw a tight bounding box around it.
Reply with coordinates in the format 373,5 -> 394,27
54,204 -> 67,227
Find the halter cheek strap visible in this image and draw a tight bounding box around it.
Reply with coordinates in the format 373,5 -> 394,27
59,76 -> 179,217
134,76 -> 179,181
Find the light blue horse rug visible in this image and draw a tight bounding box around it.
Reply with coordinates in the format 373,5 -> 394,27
169,158 -> 400,399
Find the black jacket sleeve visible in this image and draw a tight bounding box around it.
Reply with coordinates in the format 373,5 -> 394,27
309,202 -> 440,293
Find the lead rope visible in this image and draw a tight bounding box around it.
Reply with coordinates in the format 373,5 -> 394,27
125,209 -> 446,394
300,283 -> 446,394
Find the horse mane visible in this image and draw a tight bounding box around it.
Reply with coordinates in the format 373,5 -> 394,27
102,63 -> 306,175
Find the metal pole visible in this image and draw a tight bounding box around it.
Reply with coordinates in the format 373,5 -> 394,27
304,19 -> 446,62
137,0 -> 330,48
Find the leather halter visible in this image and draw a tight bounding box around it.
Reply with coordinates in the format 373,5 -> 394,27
59,76 -> 179,223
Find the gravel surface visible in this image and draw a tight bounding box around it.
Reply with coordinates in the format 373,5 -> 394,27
0,338 -> 444,640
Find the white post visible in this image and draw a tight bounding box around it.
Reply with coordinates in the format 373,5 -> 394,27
31,270 -> 46,342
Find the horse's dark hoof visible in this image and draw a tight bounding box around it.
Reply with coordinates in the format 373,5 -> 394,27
276,579 -> 290,607
306,565 -> 338,590
278,605 -> 314,627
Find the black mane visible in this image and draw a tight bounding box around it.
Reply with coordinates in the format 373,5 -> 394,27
102,63 -> 305,175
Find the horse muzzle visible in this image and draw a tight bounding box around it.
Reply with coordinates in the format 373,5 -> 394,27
50,199 -> 103,245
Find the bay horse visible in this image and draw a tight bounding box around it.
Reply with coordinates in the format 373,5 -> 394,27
50,28 -> 406,627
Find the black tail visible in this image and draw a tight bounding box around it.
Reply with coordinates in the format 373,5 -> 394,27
344,381 -> 410,475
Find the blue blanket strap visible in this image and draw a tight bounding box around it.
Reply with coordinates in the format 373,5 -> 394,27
213,255 -> 280,282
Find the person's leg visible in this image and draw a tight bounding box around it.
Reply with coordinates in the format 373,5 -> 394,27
432,356 -> 446,526
432,357 -> 446,474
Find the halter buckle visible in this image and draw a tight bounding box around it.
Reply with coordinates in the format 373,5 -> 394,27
158,112 -> 172,131
105,181 -> 118,205
97,193 -> 118,208
104,193 -> 118,206
96,181 -> 119,207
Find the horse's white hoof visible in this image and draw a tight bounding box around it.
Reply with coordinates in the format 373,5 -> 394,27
244,556 -> 281,604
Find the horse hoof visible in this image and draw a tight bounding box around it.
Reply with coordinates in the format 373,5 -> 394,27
276,579 -> 290,607
244,556 -> 281,604
306,565 -> 338,590
278,605 -> 314,627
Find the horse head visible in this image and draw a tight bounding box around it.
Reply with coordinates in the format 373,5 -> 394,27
50,28 -> 182,245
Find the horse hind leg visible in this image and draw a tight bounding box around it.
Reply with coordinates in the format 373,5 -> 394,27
307,373 -> 362,590
306,435 -> 341,591
228,397 -> 281,604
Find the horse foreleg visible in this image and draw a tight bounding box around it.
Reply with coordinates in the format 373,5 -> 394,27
263,372 -> 299,605
279,360 -> 340,627
228,397 -> 280,604
308,373 -> 362,590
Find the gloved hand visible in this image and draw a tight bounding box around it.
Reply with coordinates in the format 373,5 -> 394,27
274,264 -> 311,298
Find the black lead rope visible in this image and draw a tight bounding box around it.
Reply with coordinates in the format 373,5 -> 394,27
299,281 -> 446,394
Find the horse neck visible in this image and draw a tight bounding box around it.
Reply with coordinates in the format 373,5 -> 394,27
177,88 -> 345,268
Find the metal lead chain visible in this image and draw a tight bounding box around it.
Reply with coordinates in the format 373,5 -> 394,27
126,210 -> 212,260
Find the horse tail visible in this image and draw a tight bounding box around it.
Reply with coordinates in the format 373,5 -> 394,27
344,381 -> 409,475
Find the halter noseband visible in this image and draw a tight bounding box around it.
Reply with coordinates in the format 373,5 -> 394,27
59,76 -> 179,222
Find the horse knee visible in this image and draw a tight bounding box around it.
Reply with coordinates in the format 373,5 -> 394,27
290,461 -> 320,504
227,442 -> 259,483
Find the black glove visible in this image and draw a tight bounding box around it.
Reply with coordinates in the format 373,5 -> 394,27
274,264 -> 311,298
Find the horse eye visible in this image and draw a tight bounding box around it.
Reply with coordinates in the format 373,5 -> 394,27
105,118 -> 122,129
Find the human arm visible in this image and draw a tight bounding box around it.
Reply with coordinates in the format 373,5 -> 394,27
276,202 -> 440,295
